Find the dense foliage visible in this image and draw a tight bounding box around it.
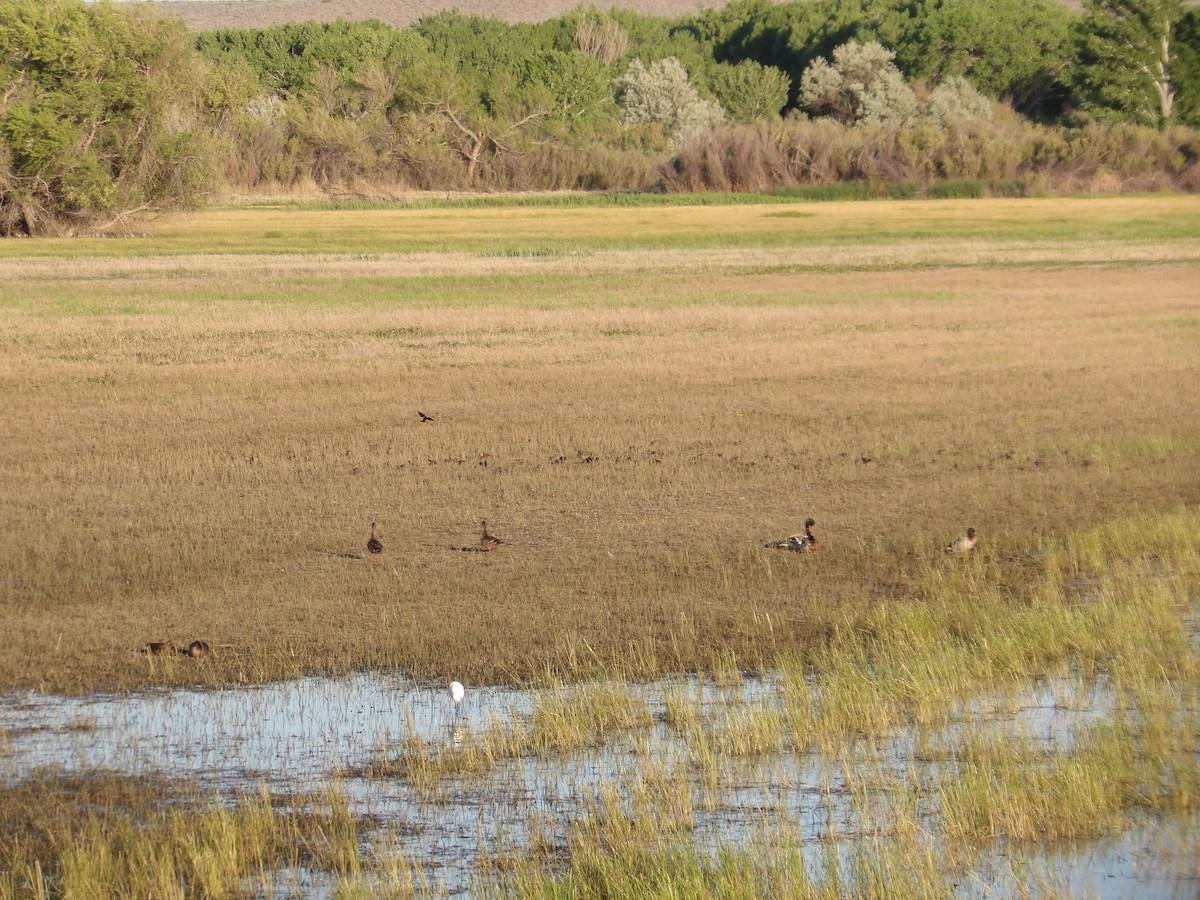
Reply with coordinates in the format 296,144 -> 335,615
2,0 -> 1200,233
0,0 -> 218,234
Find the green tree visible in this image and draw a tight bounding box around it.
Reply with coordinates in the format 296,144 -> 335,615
706,60 -> 791,122
1070,0 -> 1182,126
1172,8 -> 1200,125
399,15 -> 617,183
0,0 -> 216,236
898,0 -> 1073,116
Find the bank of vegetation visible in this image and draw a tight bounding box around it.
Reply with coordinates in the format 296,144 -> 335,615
2,0 -> 1200,233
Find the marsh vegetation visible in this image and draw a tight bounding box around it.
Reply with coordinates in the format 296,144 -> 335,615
0,195 -> 1198,895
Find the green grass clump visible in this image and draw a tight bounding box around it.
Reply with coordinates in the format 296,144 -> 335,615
939,686 -> 1200,846
0,778 -> 370,900
528,679 -> 653,755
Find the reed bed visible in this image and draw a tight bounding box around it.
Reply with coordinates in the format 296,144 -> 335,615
0,778 -> 381,900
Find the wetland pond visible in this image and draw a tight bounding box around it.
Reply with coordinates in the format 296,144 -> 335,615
2,670 -> 1197,897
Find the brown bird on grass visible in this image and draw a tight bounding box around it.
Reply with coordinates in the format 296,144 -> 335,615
182,640 -> 211,659
418,411 -> 434,423
145,641 -> 177,656
367,522 -> 383,556
945,527 -> 978,554
766,517 -> 818,553
480,520 -> 504,551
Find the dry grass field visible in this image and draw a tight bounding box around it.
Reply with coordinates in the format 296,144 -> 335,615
1,195 -> 1198,695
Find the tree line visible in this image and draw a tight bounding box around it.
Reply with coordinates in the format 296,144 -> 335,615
2,0 -> 1199,235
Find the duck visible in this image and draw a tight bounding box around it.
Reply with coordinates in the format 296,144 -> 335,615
367,522 -> 383,556
480,520 -> 504,551
145,640 -> 177,656
766,517 -> 818,552
183,640 -> 211,659
945,527 -> 978,554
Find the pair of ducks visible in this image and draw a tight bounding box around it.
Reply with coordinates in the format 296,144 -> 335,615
767,519 -> 979,555
368,520 -> 504,555
145,640 -> 211,658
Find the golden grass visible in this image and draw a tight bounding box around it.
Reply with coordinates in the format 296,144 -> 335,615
1,197 -> 1198,693
0,776 -> 375,899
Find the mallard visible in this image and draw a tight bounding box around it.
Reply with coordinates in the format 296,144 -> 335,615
367,522 -> 383,556
767,517 -> 818,552
945,527 -> 978,554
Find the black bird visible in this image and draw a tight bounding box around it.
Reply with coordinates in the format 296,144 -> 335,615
418,411 -> 434,423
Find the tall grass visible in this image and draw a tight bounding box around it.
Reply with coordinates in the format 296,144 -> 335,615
664,118 -> 1200,196
0,778 -> 374,900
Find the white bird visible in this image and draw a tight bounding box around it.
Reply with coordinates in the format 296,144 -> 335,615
450,680 -> 465,715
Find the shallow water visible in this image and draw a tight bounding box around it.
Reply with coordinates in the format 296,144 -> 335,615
1,671 -> 1196,897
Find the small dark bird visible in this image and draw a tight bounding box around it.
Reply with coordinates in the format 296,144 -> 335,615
766,517 -> 818,552
418,411 -> 434,423
945,527 -> 978,554
367,522 -> 383,556
182,640 -> 211,659
480,520 -> 504,551
145,641 -> 176,656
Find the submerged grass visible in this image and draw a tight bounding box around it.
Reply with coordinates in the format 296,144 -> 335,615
491,510 -> 1200,895
0,776 -> 378,900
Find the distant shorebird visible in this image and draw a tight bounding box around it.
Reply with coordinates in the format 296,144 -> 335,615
766,517 -> 818,553
418,411 -> 434,423
367,522 -> 383,556
945,527 -> 978,554
480,520 -> 504,551
183,640 -> 211,659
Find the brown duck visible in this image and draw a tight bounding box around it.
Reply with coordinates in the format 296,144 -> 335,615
766,517 -> 818,553
182,640 -> 211,659
945,527 -> 978,554
480,520 -> 504,551
367,522 -> 383,556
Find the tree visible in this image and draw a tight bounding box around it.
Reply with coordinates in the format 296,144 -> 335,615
616,57 -> 725,142
924,76 -> 993,128
898,0 -> 1073,116
1171,8 -> 1200,125
0,0 -> 217,236
1070,0 -> 1182,126
799,40 -> 916,125
707,60 -> 791,122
